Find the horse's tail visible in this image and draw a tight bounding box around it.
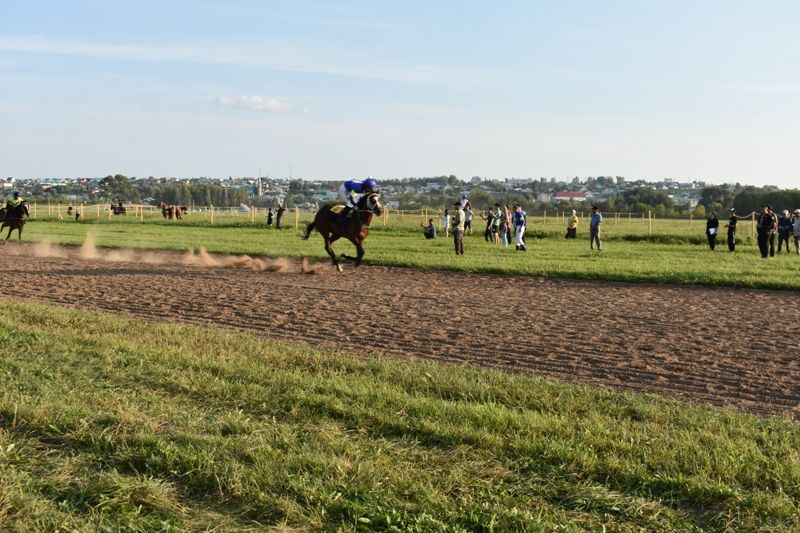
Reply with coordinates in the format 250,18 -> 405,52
302,221 -> 316,240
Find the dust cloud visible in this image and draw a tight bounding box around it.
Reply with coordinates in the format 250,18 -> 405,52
26,236 -> 326,275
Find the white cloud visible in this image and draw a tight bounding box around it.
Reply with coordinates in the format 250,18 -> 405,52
213,95 -> 292,113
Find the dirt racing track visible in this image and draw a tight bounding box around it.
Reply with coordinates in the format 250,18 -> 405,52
2,242 -> 798,420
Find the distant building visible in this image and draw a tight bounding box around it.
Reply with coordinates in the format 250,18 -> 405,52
536,193 -> 552,203
552,191 -> 588,203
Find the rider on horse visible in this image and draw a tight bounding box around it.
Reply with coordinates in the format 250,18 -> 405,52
6,191 -> 25,209
338,177 -> 378,221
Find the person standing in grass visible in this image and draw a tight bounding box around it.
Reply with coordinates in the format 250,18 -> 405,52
441,209 -> 450,238
481,209 -> 494,242
513,204 -> 527,251
756,204 -> 775,258
463,203 -> 474,235
793,209 -> 800,254
491,204 -> 503,245
725,207 -> 747,252
449,201 -> 465,255
777,209 -> 793,254
706,212 -> 719,250
566,209 -> 579,239
768,205 -> 778,256
589,205 -> 602,252
267,207 -> 274,227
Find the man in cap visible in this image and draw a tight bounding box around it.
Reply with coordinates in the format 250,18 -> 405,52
5,191 -> 24,209
777,209 -> 793,254
724,207 -> 747,253
449,200 -> 465,255
589,205 -> 602,252
756,204 -> 776,258
793,209 -> 800,255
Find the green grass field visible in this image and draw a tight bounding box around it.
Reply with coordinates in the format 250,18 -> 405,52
17,210 -> 800,291
1,302 -> 798,531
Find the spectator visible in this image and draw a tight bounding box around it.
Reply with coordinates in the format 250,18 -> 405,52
706,212 -> 719,250
566,209 -> 578,239
267,207 -> 274,227
491,204 -> 503,245
589,205 -> 602,252
725,207 -> 748,252
793,209 -> 800,254
441,209 -> 450,238
459,193 -> 469,209
421,218 -> 436,239
503,205 -> 513,247
276,203 -> 286,228
449,201 -> 465,255
756,204 -> 775,258
513,204 -> 527,251
464,204 -> 474,235
481,209 -> 495,242
777,209 -> 793,253
769,205 -> 778,256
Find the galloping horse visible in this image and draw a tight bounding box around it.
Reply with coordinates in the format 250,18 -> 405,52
0,202 -> 30,242
303,193 -> 382,272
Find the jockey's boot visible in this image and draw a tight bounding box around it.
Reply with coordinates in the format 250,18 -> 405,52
341,206 -> 352,222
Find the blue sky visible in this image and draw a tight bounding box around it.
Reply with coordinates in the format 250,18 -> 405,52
1,0 -> 799,186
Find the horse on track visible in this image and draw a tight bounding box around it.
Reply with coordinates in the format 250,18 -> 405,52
0,202 -> 30,242
303,193 -> 382,272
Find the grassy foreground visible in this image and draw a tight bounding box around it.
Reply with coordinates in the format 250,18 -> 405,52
21,214 -> 800,290
1,302 -> 798,531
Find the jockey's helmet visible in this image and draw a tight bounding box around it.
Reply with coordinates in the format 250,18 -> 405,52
363,177 -> 377,192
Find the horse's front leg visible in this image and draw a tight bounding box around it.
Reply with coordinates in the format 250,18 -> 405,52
353,240 -> 365,267
324,235 -> 342,272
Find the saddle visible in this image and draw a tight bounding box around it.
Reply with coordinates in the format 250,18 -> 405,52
326,204 -> 353,224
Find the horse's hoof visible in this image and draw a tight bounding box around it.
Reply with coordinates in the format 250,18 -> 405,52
336,264 -> 343,273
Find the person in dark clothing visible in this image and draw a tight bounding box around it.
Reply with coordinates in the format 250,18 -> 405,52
725,208 -> 747,252
276,203 -> 286,228
768,205 -> 778,256
777,209 -> 793,253
267,207 -> 274,227
420,218 -> 436,239
706,212 -> 719,250
756,204 -> 776,258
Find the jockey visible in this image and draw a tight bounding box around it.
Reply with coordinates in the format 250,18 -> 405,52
338,176 -> 378,219
6,191 -> 25,209
6,191 -> 25,211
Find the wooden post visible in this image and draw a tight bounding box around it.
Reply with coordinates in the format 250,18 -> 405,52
140,204 -> 144,222
48,201 -> 51,215
383,206 -> 388,226
648,210 -> 652,236
210,205 -> 214,225
32,203 -> 37,218
251,206 -> 255,224
543,209 -> 547,225
295,207 -> 300,229
752,214 -> 756,237
96,204 -> 100,218
108,204 -> 112,220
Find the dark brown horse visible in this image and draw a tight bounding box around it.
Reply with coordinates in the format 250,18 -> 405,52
0,202 -> 30,242
303,193 -> 382,272
159,201 -> 183,220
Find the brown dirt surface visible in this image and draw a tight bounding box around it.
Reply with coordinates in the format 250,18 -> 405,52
2,242 -> 798,420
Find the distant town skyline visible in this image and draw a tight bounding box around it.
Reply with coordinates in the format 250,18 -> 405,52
2,1 -> 799,188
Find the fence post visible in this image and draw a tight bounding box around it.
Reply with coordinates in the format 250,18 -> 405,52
383,206 -> 388,226
295,207 -> 300,229
543,209 -> 547,225
648,210 -> 652,236
210,205 -> 214,225
752,214 -> 756,237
